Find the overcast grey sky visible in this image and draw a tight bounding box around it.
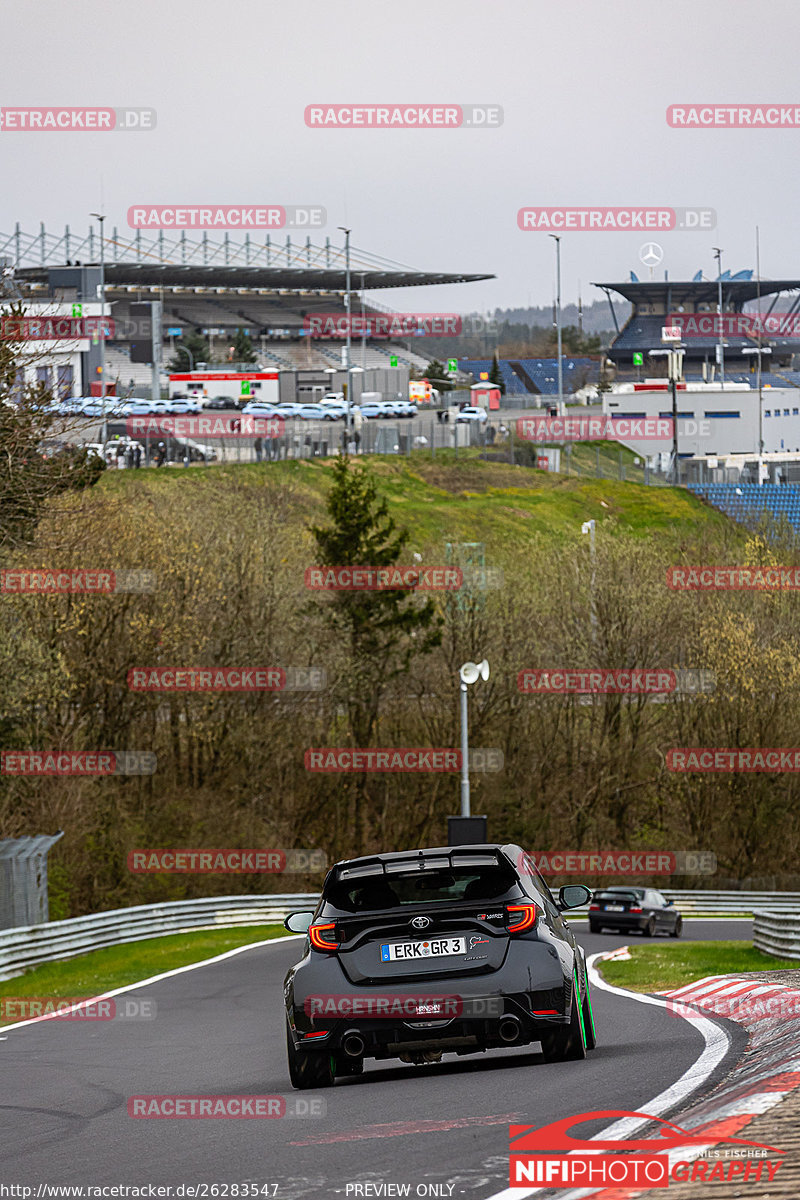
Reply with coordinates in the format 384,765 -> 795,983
3,0 -> 799,315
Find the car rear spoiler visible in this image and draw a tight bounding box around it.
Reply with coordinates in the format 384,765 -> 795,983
333,847 -> 505,882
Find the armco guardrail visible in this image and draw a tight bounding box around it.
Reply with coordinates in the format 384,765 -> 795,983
753,910 -> 800,961
569,890 -> 800,916
4,890 -> 800,983
0,893 -> 320,982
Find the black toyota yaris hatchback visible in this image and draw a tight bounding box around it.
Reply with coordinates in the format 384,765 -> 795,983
283,843 -> 596,1088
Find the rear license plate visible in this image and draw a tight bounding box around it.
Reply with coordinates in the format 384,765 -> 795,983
605,904 -> 624,911
380,936 -> 466,962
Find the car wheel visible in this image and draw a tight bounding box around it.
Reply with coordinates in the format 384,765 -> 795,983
671,916 -> 683,938
286,1025 -> 335,1090
588,922 -> 601,934
540,984 -> 586,1062
643,917 -> 656,937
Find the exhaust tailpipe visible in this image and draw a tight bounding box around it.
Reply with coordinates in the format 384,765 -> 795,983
498,1016 -> 522,1044
342,1031 -> 365,1058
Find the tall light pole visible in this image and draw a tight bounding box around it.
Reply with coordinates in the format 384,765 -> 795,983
756,226 -> 763,485
90,212 -> 107,442
360,272 -> 367,371
712,246 -> 725,387
338,226 -> 352,447
549,234 -> 563,412
458,659 -> 489,817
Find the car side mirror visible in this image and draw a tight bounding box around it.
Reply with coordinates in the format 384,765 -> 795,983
557,884 -> 592,911
284,911 -> 314,934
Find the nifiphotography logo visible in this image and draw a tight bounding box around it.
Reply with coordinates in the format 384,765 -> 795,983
508,1110 -> 783,1188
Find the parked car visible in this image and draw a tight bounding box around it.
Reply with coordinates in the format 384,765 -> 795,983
321,392 -> 345,404
242,400 -> 281,418
317,400 -> 349,419
359,401 -> 386,419
588,886 -> 683,938
273,403 -> 303,419
204,395 -> 239,410
297,404 -> 336,421
58,398 -> 84,416
394,401 -> 418,418
119,399 -> 168,417
165,397 -> 201,415
455,406 -> 488,424
79,399 -> 105,417
283,843 -> 595,1088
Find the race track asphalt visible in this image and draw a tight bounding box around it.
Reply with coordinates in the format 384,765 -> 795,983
0,921 -> 753,1198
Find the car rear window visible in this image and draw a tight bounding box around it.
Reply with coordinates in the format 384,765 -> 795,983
323,866 -> 520,913
593,890 -> 640,902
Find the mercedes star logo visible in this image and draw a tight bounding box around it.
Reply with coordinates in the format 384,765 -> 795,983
410,916 -> 432,930
639,242 -> 664,268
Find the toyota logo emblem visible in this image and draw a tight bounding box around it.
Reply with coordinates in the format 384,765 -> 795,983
410,916 -> 432,930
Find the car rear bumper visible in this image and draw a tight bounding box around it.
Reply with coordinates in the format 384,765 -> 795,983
590,914 -> 649,930
287,994 -> 571,1060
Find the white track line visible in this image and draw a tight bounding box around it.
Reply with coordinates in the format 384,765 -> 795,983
0,932 -> 304,1035
485,949 -> 732,1200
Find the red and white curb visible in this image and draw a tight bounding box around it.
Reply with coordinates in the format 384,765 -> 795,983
488,956 -> 800,1200
556,969 -> 800,1199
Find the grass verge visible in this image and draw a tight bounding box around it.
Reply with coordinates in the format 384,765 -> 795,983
598,940 -> 800,993
0,925 -> 290,1024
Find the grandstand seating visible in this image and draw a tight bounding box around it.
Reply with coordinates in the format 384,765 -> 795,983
689,482 -> 800,534
459,358 -> 597,396
105,346 -> 161,388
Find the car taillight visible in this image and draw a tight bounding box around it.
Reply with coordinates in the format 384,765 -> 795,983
629,906 -> 642,913
506,903 -> 538,933
303,1030 -> 330,1039
589,904 -> 600,911
308,921 -> 339,952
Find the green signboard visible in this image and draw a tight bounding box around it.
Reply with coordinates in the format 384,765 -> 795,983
241,381 -> 252,396
447,358 -> 458,372
390,356 -> 398,367
72,303 -> 82,318
633,352 -> 644,366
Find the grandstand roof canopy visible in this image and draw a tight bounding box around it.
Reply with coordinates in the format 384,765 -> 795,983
16,263 -> 493,291
2,226 -> 493,293
594,278 -> 800,306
